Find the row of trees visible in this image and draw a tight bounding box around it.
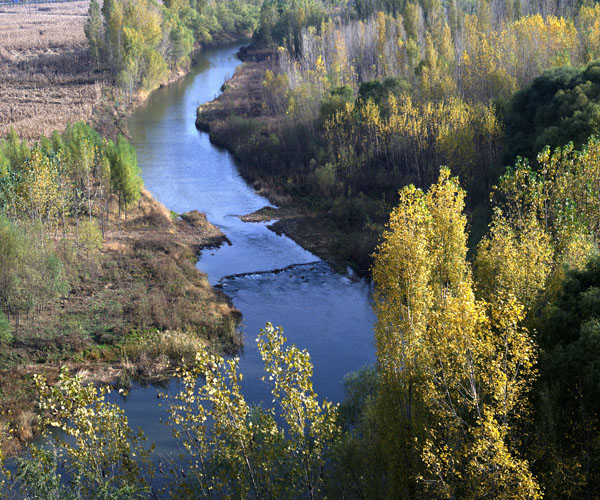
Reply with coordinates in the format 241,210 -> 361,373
268,0 -> 600,100
86,0 -> 261,93
279,10 -> 596,104
0,123 -> 142,237
0,124 -> 142,333
272,3 -> 600,178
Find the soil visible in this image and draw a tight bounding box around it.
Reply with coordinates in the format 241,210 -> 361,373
0,1 -> 112,140
239,204 -> 354,273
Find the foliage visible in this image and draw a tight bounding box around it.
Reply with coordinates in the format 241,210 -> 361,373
326,366 -> 388,499
371,168 -> 540,499
164,322 -> 339,499
254,0 -> 327,55
228,2 -> 600,267
88,0 -> 261,93
0,311 -> 13,345
478,136 -> 600,310
11,367 -> 155,499
475,211 -> 554,311
106,135 -> 143,216
0,215 -> 69,328
473,136 -> 600,497
533,256 -> 600,498
85,0 -> 104,67
505,61 -> 600,161
0,124 -> 143,339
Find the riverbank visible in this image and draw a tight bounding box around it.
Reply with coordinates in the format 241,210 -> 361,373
0,187 -> 241,455
196,46 -> 380,273
0,10 -> 247,454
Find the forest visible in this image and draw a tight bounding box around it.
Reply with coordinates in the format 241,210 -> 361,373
3,0 -> 600,498
85,0 -> 260,93
203,0 -> 600,265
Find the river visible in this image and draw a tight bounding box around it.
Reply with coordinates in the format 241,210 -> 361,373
108,42 -> 376,455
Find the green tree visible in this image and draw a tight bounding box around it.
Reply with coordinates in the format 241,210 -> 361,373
0,216 -> 68,329
504,62 -> 600,162
0,310 -> 12,345
107,136 -> 143,219
533,256 -> 600,498
85,0 -> 104,67
142,48 -> 168,90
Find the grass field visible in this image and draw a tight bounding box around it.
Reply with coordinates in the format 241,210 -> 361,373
0,0 -> 111,140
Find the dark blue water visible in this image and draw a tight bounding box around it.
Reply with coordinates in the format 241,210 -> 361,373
113,42 -> 376,454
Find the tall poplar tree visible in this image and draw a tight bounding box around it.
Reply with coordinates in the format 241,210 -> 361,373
372,168 -> 541,499
107,136 -> 142,219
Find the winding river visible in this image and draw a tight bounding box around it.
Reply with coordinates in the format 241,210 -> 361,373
108,42 -> 376,454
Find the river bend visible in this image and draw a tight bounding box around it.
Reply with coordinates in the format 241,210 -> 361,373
110,42 -> 376,453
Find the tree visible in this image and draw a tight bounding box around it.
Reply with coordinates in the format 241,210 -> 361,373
85,0 -> 104,67
164,323 -> 339,499
16,147 -> 62,234
107,136 -> 143,219
475,210 -> 553,311
0,310 -> 12,345
79,220 -> 103,264
533,256 -> 600,498
504,61 -> 600,162
489,137 -> 600,293
12,367 -> 154,499
372,168 -> 541,499
141,48 -> 168,90
0,216 -> 68,329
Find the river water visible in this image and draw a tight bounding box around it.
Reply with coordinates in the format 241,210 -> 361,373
110,42 -> 375,453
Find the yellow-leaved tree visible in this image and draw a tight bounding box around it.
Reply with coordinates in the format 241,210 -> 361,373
10,367 -> 155,499
372,168 -> 541,499
164,323 -> 339,500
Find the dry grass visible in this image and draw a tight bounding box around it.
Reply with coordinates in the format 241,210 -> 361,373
0,0 -> 112,140
6,189 -> 238,362
120,329 -> 208,376
0,1 -> 89,51
0,191 -> 241,455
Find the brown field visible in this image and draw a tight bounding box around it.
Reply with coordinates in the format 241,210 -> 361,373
0,0 -> 111,140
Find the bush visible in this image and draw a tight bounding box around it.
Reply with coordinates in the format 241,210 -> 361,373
0,311 -> 12,344
79,220 -> 103,255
